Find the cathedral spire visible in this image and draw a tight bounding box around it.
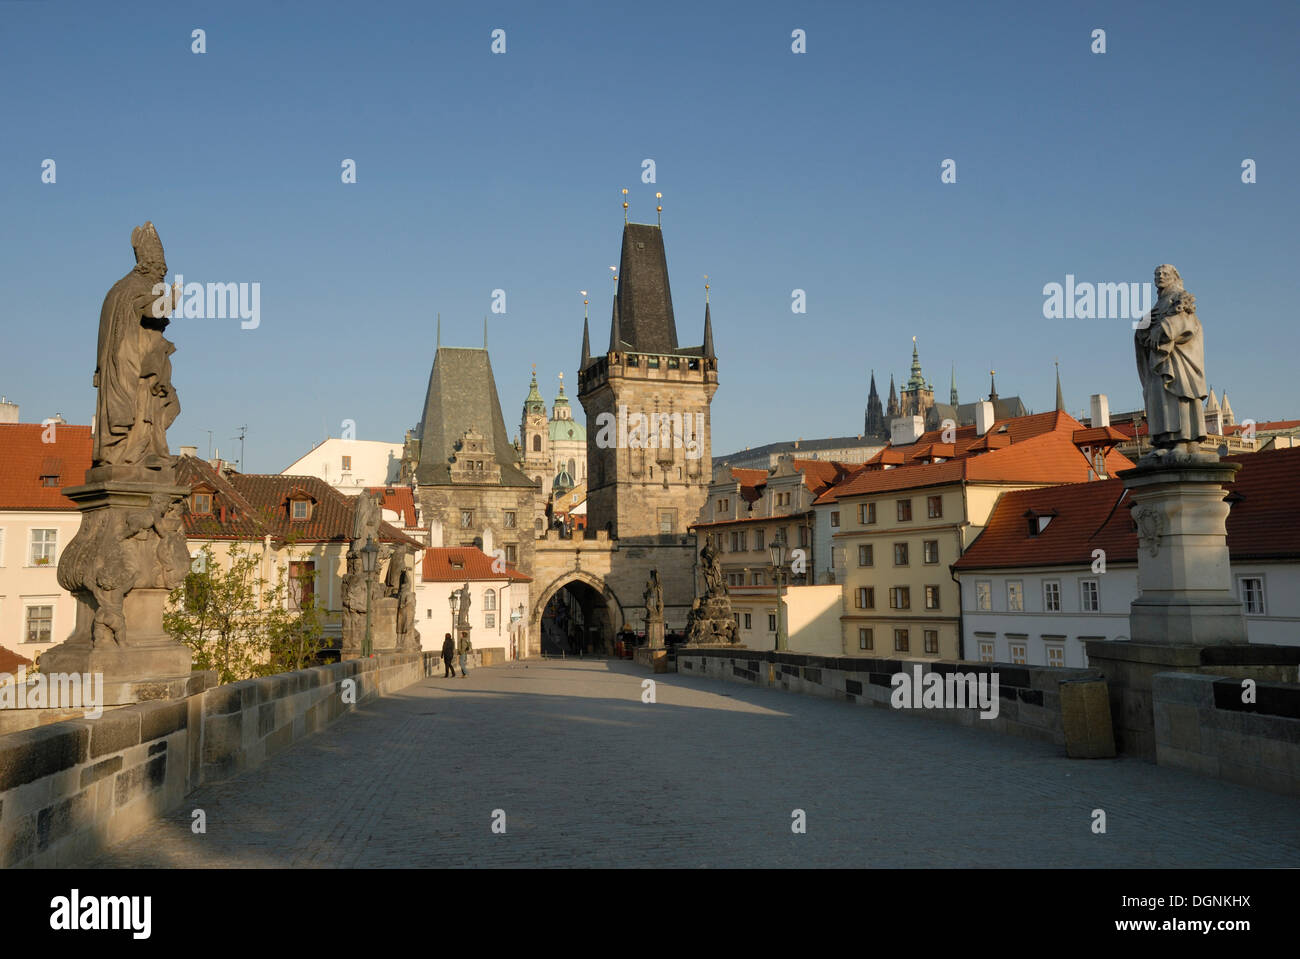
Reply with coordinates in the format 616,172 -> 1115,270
1055,359 -> 1065,412
906,336 -> 925,391
887,374 -> 899,418
950,363 -> 958,406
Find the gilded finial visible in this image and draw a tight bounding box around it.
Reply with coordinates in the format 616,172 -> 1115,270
609,264 -> 618,285
622,187 -> 629,222
656,191 -> 663,227
704,274 -> 710,304
581,289 -> 588,320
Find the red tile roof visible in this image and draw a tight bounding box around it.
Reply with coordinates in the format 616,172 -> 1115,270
177,456 -> 422,548
367,485 -> 419,528
954,445 -> 1300,570
816,411 -> 1133,503
0,646 -> 34,674
0,424 -> 92,511
1227,419 -> 1300,434
421,547 -> 531,583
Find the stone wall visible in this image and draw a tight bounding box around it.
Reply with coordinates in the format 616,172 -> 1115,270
675,649 -> 1101,747
1153,672 -> 1300,796
0,653 -> 422,867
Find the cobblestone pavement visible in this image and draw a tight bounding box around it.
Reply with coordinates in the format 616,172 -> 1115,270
90,660 -> 1300,867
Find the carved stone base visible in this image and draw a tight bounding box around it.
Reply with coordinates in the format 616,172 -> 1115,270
39,590 -> 193,704
1119,459 -> 1247,645
646,619 -> 665,649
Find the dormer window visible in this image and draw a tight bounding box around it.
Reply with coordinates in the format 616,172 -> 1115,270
40,474 -> 60,487
192,492 -> 213,514
291,499 -> 311,521
1025,509 -> 1057,536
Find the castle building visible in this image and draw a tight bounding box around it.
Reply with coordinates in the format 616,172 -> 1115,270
406,342 -> 538,574
523,215 -> 719,654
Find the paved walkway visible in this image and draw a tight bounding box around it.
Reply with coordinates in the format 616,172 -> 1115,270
90,660 -> 1300,867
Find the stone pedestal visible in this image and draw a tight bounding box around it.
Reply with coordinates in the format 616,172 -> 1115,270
369,597 -> 399,653
41,476 -> 193,704
1121,459 -> 1248,644
646,618 -> 665,649
1085,640 -> 1299,759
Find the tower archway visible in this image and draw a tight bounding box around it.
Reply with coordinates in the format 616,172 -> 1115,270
531,572 -> 624,657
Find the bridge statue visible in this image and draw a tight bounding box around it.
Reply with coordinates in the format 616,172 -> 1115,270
41,222 -> 195,702
1133,264 -> 1209,463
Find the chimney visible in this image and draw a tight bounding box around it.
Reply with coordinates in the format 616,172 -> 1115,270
0,397 -> 18,424
974,401 -> 995,436
889,416 -> 925,446
1089,394 -> 1110,428
180,445 -> 198,458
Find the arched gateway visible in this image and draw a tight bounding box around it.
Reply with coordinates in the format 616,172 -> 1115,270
532,571 -> 624,656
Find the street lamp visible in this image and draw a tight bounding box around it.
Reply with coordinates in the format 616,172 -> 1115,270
360,536 -> 379,657
769,535 -> 788,652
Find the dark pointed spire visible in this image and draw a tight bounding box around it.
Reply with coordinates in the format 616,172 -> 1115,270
865,370 -> 885,437
1054,360 -> 1065,412
989,369 -> 999,402
581,317 -> 591,369
887,374 -> 899,418
702,302 -> 715,359
950,363 -> 959,406
609,294 -> 622,352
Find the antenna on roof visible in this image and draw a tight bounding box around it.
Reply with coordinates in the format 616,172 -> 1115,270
621,187 -> 629,223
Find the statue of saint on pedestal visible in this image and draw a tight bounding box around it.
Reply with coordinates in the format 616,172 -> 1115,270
643,568 -> 664,623
93,222 -> 182,472
1134,264 -> 1209,462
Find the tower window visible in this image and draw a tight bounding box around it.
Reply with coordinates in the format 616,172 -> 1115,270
533,435 -> 541,452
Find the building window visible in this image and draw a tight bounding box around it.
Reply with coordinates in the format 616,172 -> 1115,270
978,640 -> 994,663
1237,576 -> 1265,616
485,612 -> 496,629
291,500 -> 310,521
924,629 -> 939,654
739,530 -> 748,551
889,587 -> 910,610
1009,641 -> 1027,665
799,526 -> 809,548
858,544 -> 873,567
40,474 -> 59,487
341,455 -> 352,471
288,561 -> 315,609
975,580 -> 992,611
744,613 -> 752,629
29,529 -> 57,566
1080,579 -> 1100,613
927,495 -> 943,519
859,627 -> 873,650
730,531 -> 740,552
752,571 -> 764,585
753,528 -> 764,550
768,613 -> 777,632
893,542 -> 909,566
855,587 -> 875,609
1045,644 -> 1065,667
461,510 -> 474,528
484,589 -> 496,611
535,518 -> 544,532
923,540 -> 939,564
504,545 -> 517,564
1007,581 -> 1024,612
718,498 -> 729,512
896,499 -> 912,522
1043,580 -> 1061,612
830,511 -> 840,528
25,604 -> 53,644
894,629 -> 909,652
861,503 -> 876,525
925,585 -> 941,610
192,492 -> 212,514
532,435 -> 542,452
503,511 -> 517,529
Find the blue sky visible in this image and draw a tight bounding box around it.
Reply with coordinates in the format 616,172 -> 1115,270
2,0 -> 1297,471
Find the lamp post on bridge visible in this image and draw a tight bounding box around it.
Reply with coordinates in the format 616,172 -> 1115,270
769,535 -> 788,652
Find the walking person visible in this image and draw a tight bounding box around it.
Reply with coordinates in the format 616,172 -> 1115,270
441,632 -> 456,678
457,630 -> 472,677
